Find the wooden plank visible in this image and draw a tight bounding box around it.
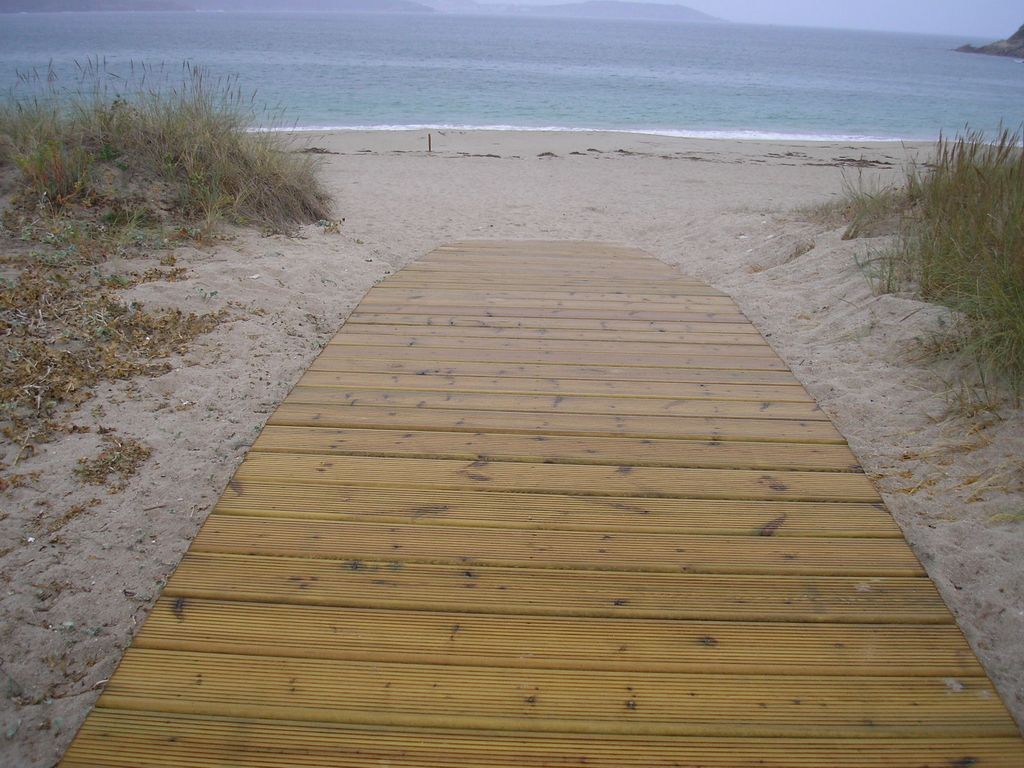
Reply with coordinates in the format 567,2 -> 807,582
98,649 -> 1014,738
420,255 -> 663,263
137,598 -> 981,675
423,254 -> 658,263
406,267 -> 676,278
387,272 -> 711,281
282,386 -> 828,420
165,553 -> 953,623
399,265 -> 682,279
383,264 -> 707,276
409,253 -> 669,263
357,298 -> 741,312
379,278 -> 726,295
215,482 -> 899,537
329,333 -> 776,356
347,313 -> 763,334
394,273 -> 689,286
306,357 -> 803,385
232,453 -> 878,502
60,711 -> 1024,768
250,425 -> 861,472
449,265 -> 675,271
349,303 -> 750,322
297,370 -> 814,401
268,403 -> 846,443
191,516 -> 918,576
428,244 -> 658,258
332,323 -> 767,345
316,344 -> 788,370
406,256 -> 672,267
366,288 -> 740,305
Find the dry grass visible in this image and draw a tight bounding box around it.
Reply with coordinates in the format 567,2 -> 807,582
0,60 -> 332,232
799,174 -> 911,238
0,62 -> 334,472
0,247 -> 225,457
74,433 -> 152,492
838,174 -> 914,241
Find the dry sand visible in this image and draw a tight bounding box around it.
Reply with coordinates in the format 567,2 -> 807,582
2,130 -> 1022,766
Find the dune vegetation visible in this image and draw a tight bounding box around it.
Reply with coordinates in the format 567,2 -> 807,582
1,61 -> 331,230
836,129 -> 1024,396
0,62 -> 332,468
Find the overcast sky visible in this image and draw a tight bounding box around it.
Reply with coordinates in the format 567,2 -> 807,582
482,1 -> 1021,38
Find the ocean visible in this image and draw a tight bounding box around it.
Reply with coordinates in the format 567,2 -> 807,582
1,11 -> 1022,141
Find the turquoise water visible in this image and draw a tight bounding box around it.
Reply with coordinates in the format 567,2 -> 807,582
1,11 -> 1022,140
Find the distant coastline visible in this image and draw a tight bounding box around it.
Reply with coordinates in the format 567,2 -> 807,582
0,0 -> 722,22
0,0 -> 433,13
0,0 -> 195,10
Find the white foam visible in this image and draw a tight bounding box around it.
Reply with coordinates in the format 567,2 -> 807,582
261,122 -> 912,143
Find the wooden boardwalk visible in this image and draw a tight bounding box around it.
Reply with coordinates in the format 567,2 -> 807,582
61,241 -> 1024,766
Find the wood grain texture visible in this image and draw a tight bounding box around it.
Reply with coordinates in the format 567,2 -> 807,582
60,241 -> 1023,766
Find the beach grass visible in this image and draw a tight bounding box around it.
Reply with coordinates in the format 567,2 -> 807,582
0,61 -> 332,231
841,129 -> 1024,393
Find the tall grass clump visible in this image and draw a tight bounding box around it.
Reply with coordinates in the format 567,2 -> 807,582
901,129 -> 1024,390
837,172 -> 915,241
0,60 -> 332,231
14,140 -> 93,207
833,128 -> 1024,393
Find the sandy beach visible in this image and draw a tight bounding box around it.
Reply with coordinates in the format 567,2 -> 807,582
2,129 -> 1023,766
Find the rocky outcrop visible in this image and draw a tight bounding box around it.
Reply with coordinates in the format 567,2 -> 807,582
957,23 -> 1024,58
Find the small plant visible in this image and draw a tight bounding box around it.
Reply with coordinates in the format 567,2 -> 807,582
853,248 -> 908,295
99,273 -> 131,288
317,218 -> 343,234
195,287 -> 219,301
30,245 -> 78,268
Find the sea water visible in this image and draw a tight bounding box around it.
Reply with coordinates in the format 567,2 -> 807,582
1,11 -> 1022,141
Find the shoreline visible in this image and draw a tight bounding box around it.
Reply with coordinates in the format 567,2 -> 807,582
2,130 -> 1020,767
284,128 -> 926,163
269,126 -> 916,143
